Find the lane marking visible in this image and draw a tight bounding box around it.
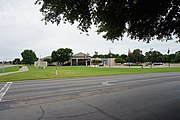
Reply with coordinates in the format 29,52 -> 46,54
0,82 -> 13,102
102,81 -> 113,86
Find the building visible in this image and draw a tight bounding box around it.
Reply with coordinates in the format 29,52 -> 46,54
34,59 -> 47,68
40,53 -> 117,67
71,52 -> 91,66
40,56 -> 57,66
91,58 -> 116,66
100,58 -> 116,66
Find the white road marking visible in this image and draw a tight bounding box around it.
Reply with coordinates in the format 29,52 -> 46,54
102,81 -> 113,86
0,82 -> 13,101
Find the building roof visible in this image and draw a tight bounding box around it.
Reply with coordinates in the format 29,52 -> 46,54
40,56 -> 51,61
71,52 -> 91,59
73,52 -> 90,57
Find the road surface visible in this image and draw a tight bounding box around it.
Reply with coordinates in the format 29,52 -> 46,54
0,72 -> 180,120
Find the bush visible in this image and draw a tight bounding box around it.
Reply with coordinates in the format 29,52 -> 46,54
115,58 -> 125,63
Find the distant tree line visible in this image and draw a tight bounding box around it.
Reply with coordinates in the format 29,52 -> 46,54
11,48 -> 73,65
92,49 -> 180,64
6,48 -> 180,65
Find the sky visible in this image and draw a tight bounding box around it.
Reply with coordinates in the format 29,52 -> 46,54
0,0 -> 179,61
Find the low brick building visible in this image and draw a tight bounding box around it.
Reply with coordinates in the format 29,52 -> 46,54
71,52 -> 91,66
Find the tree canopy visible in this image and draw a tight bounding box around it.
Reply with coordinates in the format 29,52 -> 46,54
51,48 -> 73,65
36,0 -> 179,42
13,58 -> 21,64
115,58 -> 125,63
145,50 -> 164,63
21,50 -> 37,65
175,51 -> 180,62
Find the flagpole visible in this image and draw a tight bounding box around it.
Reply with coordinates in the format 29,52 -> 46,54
167,48 -> 170,68
109,49 -> 112,68
109,58 -> 110,68
150,48 -> 153,68
128,49 -> 131,68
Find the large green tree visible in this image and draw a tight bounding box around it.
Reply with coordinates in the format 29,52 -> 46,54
51,51 -> 58,62
163,54 -> 175,63
120,54 -> 128,62
13,58 -> 21,64
21,50 -> 37,65
175,51 -> 180,63
114,58 -> 125,63
131,49 -> 144,63
36,0 -> 179,42
51,48 -> 73,65
145,50 -> 164,63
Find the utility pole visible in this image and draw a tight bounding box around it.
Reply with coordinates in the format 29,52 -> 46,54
2,60 -> 4,72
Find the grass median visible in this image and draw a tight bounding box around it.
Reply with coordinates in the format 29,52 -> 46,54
0,66 -> 180,82
0,66 -> 20,73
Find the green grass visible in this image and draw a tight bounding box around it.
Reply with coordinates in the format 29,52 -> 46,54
0,66 -> 180,82
0,66 -> 20,73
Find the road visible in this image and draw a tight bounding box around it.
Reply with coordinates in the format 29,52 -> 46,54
0,72 -> 180,120
0,65 -> 17,68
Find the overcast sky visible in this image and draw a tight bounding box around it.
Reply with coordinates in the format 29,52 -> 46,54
0,0 -> 179,61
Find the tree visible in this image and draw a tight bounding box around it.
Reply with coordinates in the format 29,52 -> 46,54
13,58 -> 21,64
21,50 -> 37,65
120,54 -> 128,62
157,56 -> 165,63
131,49 -> 144,63
169,54 -> 176,63
51,48 -> 73,65
92,53 -> 120,58
163,54 -> 169,63
92,54 -> 105,58
175,51 -> 180,63
51,51 -> 58,62
43,58 -> 52,64
115,58 -> 125,63
127,52 -> 133,63
110,54 -> 120,58
145,50 -> 164,63
164,53 -> 175,63
36,0 -> 180,42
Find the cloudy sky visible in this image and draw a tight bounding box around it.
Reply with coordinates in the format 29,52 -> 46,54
0,0 -> 179,61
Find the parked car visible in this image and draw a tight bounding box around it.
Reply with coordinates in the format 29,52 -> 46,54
153,62 -> 163,65
99,63 -> 104,66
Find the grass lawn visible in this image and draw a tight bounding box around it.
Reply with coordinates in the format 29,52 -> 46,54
0,66 -> 20,73
0,66 -> 180,82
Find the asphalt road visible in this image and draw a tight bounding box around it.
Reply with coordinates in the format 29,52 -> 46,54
0,72 -> 180,120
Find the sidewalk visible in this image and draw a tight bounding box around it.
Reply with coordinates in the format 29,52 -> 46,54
0,66 -> 29,76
